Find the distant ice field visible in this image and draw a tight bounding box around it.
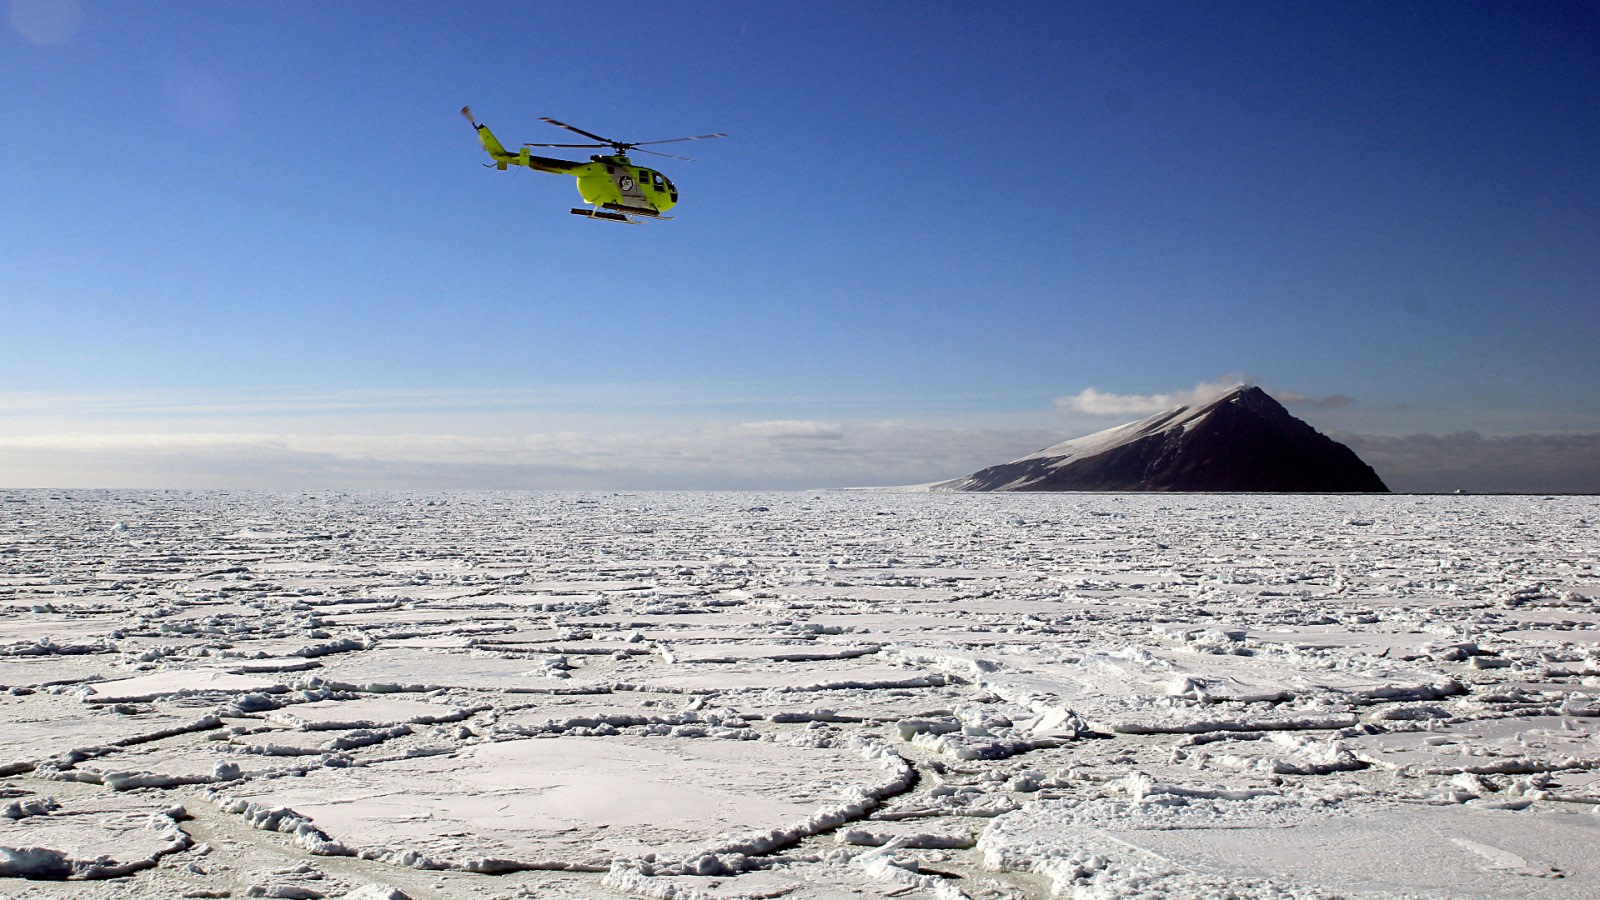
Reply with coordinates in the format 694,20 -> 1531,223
1,490 -> 1597,898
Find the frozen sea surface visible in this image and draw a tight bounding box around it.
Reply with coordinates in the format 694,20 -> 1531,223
1,489 -> 1597,899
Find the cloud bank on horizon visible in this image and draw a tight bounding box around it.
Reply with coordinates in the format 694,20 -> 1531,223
2,378 -> 1596,493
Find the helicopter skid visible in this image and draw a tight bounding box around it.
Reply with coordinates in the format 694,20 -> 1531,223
571,207 -> 637,223
569,203 -> 674,223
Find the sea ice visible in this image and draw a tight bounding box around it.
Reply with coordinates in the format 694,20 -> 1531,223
0,793 -> 190,879
213,731 -> 908,872
0,489 -> 1596,897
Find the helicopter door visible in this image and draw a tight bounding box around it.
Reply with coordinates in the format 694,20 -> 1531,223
612,166 -> 650,209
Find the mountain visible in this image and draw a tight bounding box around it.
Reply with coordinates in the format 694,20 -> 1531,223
935,385 -> 1389,492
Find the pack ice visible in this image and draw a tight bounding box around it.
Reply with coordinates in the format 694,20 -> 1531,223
1,490 -> 1597,898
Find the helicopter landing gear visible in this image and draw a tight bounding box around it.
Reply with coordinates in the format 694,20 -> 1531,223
570,207 -> 637,223
569,203 -> 673,224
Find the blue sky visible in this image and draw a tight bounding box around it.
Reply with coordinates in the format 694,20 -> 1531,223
3,0 -> 1597,491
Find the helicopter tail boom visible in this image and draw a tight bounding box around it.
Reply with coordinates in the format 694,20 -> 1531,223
463,107 -> 581,174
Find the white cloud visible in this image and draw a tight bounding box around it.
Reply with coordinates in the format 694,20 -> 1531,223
734,420 -> 845,440
6,421 -> 1597,494
1055,377 -> 1365,419
0,421 -> 1058,491
1055,376 -> 1250,417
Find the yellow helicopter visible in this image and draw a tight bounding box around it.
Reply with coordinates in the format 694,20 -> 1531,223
461,106 -> 724,223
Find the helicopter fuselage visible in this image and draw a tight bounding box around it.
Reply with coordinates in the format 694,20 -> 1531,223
575,154 -> 679,213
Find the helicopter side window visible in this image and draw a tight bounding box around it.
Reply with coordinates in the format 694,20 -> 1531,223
651,172 -> 665,190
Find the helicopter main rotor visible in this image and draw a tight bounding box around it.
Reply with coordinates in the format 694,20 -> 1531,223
525,117 -> 726,161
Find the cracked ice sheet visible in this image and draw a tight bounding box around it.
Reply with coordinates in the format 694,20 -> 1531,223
46,740 -> 303,790
606,859 -> 917,898
0,793 -> 190,879
890,644 -> 1451,734
1240,624 -> 1448,658
309,647 -> 577,692
0,654 -> 120,689
606,657 -> 948,693
263,696 -> 475,730
0,614 -> 127,646
4,490 -> 1600,898
214,733 -> 901,871
654,642 -> 882,663
79,669 -> 287,703
1347,715 -> 1600,776
981,791 -> 1600,896
1,695 -> 224,772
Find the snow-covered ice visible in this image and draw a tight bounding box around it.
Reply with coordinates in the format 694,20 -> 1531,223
1,489 -> 1597,898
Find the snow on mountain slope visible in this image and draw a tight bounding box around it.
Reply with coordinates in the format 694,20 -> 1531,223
936,384 -> 1388,492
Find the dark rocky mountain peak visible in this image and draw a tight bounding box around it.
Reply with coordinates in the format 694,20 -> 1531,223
937,385 -> 1388,492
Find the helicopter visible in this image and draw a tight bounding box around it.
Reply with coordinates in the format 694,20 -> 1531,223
461,107 -> 724,223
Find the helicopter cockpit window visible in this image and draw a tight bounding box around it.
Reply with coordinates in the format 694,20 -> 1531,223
651,172 -> 665,189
